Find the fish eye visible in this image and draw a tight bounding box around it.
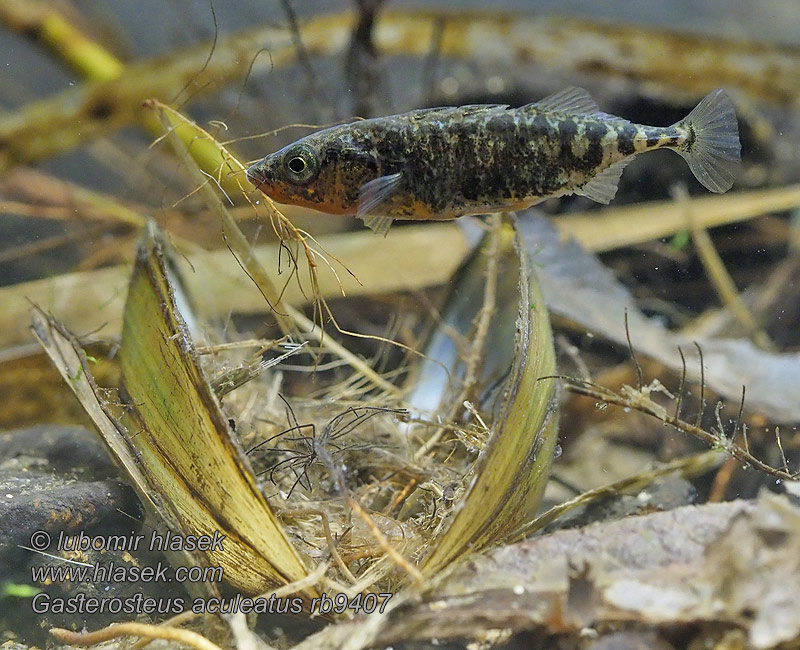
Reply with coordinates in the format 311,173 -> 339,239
288,157 -> 306,173
281,144 -> 319,184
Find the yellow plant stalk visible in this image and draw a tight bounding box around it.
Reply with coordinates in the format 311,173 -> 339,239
557,184 -> 800,253
0,0 -> 246,197
0,1 -> 124,81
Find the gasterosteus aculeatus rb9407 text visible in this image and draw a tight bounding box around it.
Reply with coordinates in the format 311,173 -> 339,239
246,87 -> 740,235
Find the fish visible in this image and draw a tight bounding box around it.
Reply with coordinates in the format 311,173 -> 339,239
246,87 -> 741,236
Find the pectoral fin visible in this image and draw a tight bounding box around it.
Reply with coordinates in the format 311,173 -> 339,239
357,172 -> 403,236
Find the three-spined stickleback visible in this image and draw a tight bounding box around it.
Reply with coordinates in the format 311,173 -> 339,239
246,87 -> 741,235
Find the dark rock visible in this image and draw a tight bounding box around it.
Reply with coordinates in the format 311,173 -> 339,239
0,426 -> 116,478
0,471 -> 140,577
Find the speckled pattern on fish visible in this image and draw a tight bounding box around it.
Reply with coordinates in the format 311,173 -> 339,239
247,87 -> 740,235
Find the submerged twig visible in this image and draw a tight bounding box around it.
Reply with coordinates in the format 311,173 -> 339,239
625,309 -> 644,391
708,456 -> 739,502
0,1 -> 124,81
694,341 -> 705,429
553,375 -> 798,482
210,341 -> 308,397
675,346 -> 687,421
51,623 -> 223,650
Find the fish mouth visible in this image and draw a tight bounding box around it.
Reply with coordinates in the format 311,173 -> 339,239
245,163 -> 269,187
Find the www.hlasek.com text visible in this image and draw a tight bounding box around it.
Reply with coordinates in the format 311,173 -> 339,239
31,560 -> 223,585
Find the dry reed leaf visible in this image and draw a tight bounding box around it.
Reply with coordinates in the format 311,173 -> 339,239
556,184 -> 800,253
0,225 -> 470,349
6,181 -> 796,350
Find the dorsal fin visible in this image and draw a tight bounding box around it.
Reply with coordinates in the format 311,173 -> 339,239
527,86 -> 599,116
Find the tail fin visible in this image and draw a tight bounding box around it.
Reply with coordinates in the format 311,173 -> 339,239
674,89 -> 741,193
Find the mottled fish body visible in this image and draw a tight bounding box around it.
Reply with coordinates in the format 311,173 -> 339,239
247,87 -> 740,235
